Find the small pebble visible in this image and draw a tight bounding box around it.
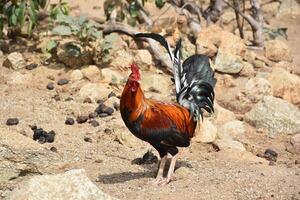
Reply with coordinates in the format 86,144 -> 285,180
89,120 -> 99,127
47,82 -> 55,90
113,102 -> 120,111
108,91 -> 116,98
46,130 -> 55,143
95,103 -> 107,114
88,112 -> 98,119
77,116 -> 88,124
264,149 -> 278,161
33,128 -> 45,140
65,97 -> 73,101
96,99 -> 104,104
83,97 -> 92,103
104,128 -> 112,134
98,113 -> 108,118
104,107 -> 114,115
84,136 -> 92,143
65,117 -> 75,125
25,63 -> 38,70
53,94 -> 60,101
50,146 -> 57,153
6,118 -> 19,126
38,136 -> 46,144
57,78 -> 69,85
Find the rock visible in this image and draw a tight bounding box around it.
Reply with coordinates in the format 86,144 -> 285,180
268,67 -> 300,106
109,49 -> 134,69
262,1 -> 280,16
78,83 -> 111,102
194,119 -> 217,143
214,49 -> 244,74
274,61 -> 294,72
81,65 -> 102,82
57,41 -> 93,68
132,151 -> 158,165
253,59 -> 266,68
286,134 -> 300,154
277,0 -> 300,17
95,103 -> 114,115
213,138 -> 246,151
133,50 -> 153,70
141,72 -> 172,94
6,118 -> 19,126
105,96 -> 120,109
89,120 -> 100,127
25,63 -> 38,70
3,52 -> 26,70
7,169 -> 117,200
213,103 -> 236,125
245,96 -> 300,136
57,78 -> 69,85
77,116 -> 88,124
45,130 -> 55,143
101,68 -> 125,85
182,37 -> 196,60
0,128 -> 62,195
239,62 -> 255,77
83,97 -> 92,103
98,113 -> 108,118
218,120 -> 245,142
196,25 -> 245,58
88,112 -> 98,119
265,39 -> 292,62
84,136 -> 92,143
264,149 -> 278,161
70,69 -> 83,81
65,117 -> 75,125
113,102 -> 120,111
47,82 -> 55,90
243,77 -> 273,103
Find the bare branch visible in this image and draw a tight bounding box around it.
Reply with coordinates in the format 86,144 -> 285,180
100,22 -> 173,72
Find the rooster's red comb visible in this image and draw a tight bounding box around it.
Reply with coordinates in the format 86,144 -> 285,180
130,63 -> 141,80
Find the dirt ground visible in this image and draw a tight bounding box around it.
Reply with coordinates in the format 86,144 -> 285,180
1,1 -> 300,200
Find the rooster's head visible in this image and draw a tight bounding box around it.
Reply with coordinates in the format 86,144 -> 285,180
128,63 -> 141,92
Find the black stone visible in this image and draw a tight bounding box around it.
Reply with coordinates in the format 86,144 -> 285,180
104,107 -> 114,115
89,120 -> 99,127
46,130 -> 55,143
57,78 -> 69,85
98,113 -> 108,118
25,63 -> 38,70
50,146 -> 57,152
131,151 -> 158,165
84,136 -> 92,143
33,128 -> 46,141
6,118 -> 19,126
95,103 -> 107,114
88,112 -> 98,119
38,136 -> 46,144
108,91 -> 116,98
77,116 -> 88,124
65,117 -> 75,125
47,82 -> 55,90
264,149 -> 278,161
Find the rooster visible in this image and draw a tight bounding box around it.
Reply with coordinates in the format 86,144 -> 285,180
120,33 -> 216,185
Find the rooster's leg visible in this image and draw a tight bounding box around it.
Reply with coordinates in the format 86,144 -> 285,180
153,155 -> 167,184
160,154 -> 178,185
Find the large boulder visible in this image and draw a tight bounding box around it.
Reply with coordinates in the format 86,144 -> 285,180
78,83 -> 111,102
268,67 -> 300,106
245,96 -> 300,137
243,77 -> 273,103
141,72 -> 172,94
8,169 -> 117,200
81,65 -> 102,82
0,128 -> 62,197
286,134 -> 300,154
265,39 -> 292,62
133,50 -> 153,70
217,120 -> 246,142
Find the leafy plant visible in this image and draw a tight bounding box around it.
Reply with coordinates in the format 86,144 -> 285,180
52,14 -> 103,42
50,0 -> 69,20
42,39 -> 58,59
263,27 -> 288,40
100,33 -> 119,63
0,0 -> 48,38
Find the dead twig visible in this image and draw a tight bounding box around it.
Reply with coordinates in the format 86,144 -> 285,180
100,22 -> 173,72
